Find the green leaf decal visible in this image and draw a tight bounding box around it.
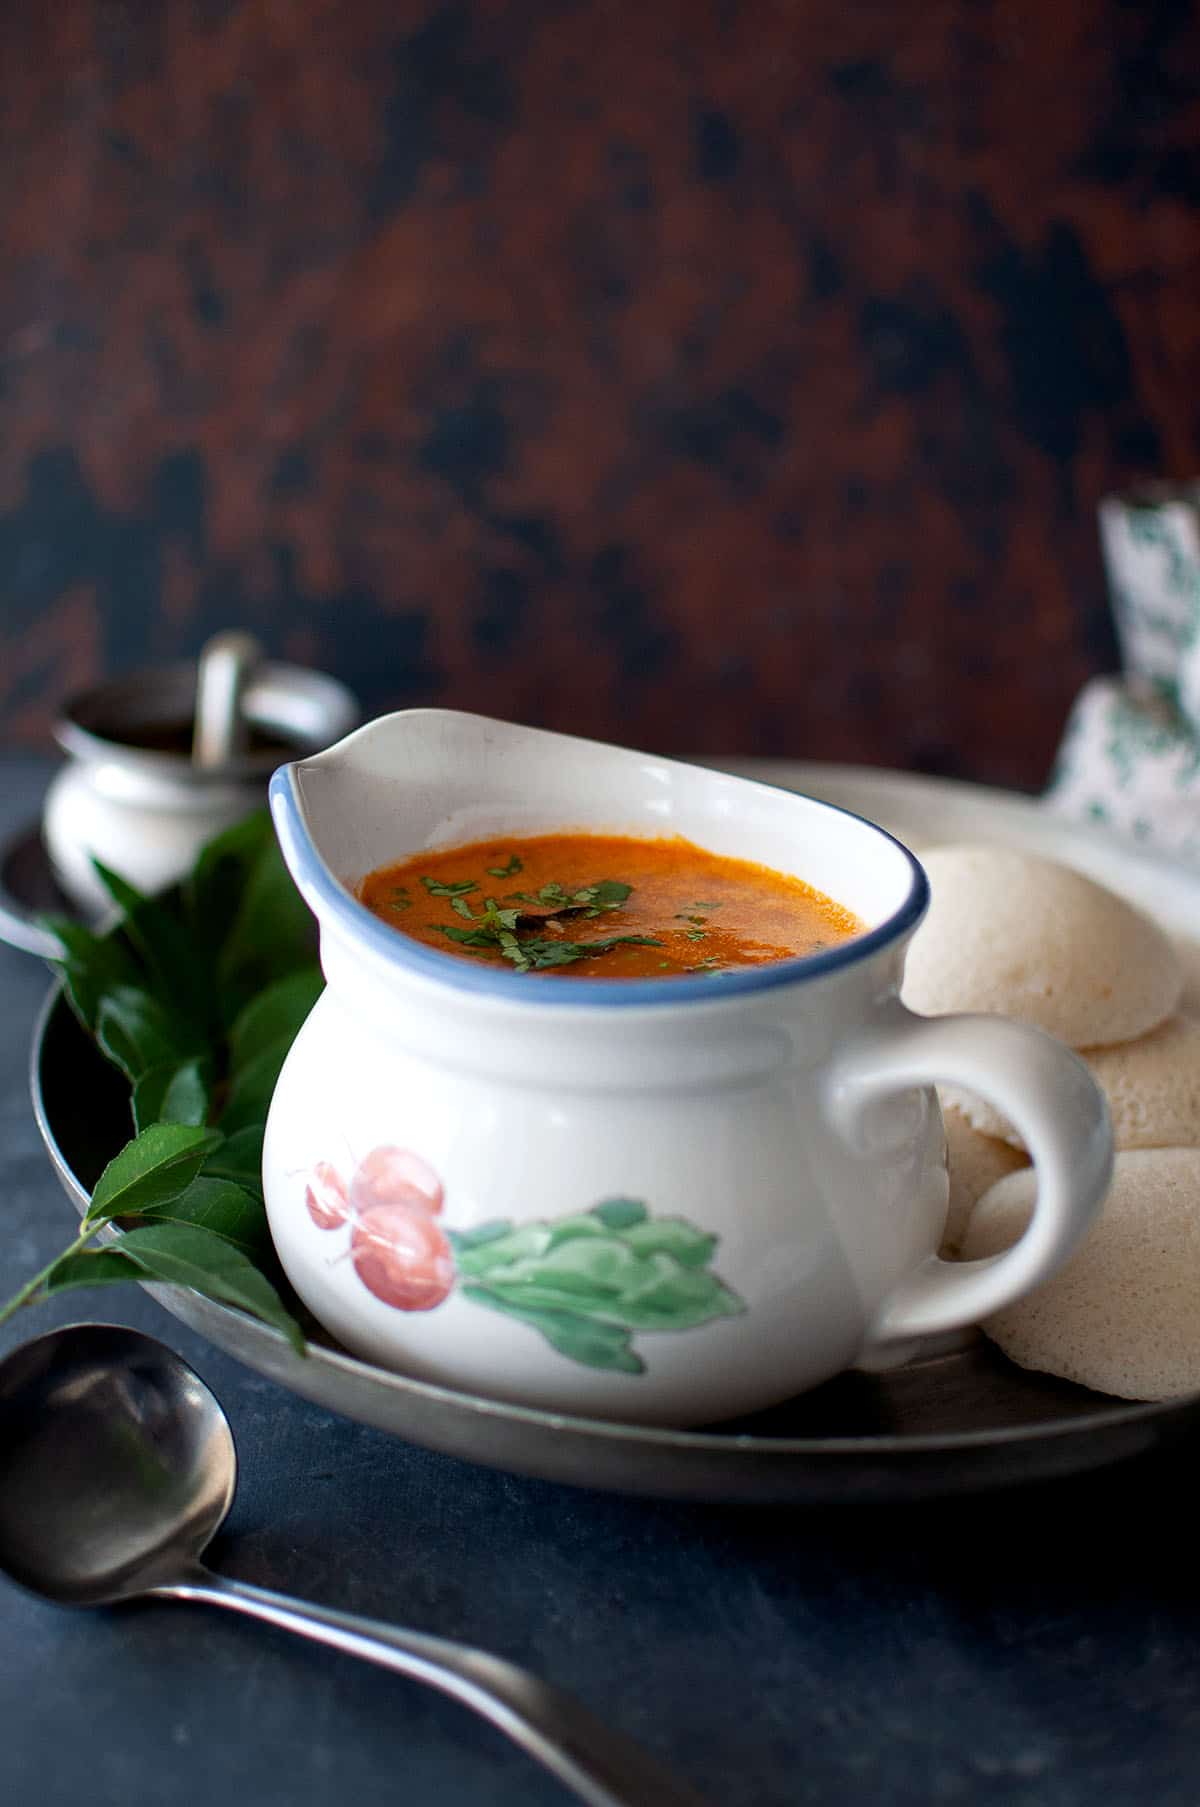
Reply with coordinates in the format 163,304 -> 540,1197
445,1219 -> 516,1256
621,1217 -> 718,1268
460,1286 -> 644,1373
589,1197 -> 648,1231
445,1197 -> 744,1370
451,1220 -> 555,1276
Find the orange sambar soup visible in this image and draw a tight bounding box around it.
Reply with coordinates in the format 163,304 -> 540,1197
359,833 -> 863,979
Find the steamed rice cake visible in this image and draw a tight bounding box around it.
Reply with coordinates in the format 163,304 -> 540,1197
902,846 -> 1182,1048
940,1102 -> 1028,1255
961,1149 -> 1200,1401
954,1013 -> 1200,1154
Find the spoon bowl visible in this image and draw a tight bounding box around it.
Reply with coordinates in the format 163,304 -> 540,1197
0,1324 -> 235,1607
0,1323 -> 708,1807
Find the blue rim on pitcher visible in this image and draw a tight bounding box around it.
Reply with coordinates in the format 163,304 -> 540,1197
268,763 -> 930,1010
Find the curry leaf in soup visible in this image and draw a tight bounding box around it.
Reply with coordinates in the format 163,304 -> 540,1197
132,1057 -> 212,1134
572,880 -> 631,915
520,934 -> 662,970
439,924 -> 499,948
450,894 -> 477,920
86,1123 -> 224,1225
498,930 -> 530,970
386,887 -> 413,913
486,854 -> 523,878
511,940 -> 581,969
420,876 -> 478,898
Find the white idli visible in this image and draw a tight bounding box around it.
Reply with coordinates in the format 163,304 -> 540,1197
1175,936 -> 1200,1014
961,1147 -> 1200,1401
950,1013 -> 1200,1154
940,1102 -> 1028,1256
902,846 -> 1181,1048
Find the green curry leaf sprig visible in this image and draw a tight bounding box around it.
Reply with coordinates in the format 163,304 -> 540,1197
0,812 -> 315,1350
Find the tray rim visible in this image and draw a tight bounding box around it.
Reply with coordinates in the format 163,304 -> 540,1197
26,759 -> 1200,1501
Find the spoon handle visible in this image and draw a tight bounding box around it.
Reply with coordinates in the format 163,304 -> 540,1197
159,1568 -> 712,1807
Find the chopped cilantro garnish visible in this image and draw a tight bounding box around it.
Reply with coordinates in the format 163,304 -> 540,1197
421,876 -> 478,898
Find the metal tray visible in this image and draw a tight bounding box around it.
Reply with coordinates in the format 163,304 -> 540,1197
28,763 -> 1200,1503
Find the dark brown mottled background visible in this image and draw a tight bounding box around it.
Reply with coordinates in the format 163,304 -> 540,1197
2,0 -> 1199,786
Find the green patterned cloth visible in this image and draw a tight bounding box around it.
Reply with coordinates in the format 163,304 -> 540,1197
1047,488 -> 1200,865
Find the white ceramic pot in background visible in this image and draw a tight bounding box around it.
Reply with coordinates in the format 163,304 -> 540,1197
264,709 -> 1112,1427
42,659 -> 360,916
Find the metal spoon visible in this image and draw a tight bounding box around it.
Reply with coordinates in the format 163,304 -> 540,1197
0,1324 -> 710,1807
191,630 -> 263,768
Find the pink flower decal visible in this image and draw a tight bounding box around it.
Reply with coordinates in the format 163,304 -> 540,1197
349,1145 -> 444,1216
351,1203 -> 456,1311
302,1145 -> 455,1312
305,1161 -> 350,1231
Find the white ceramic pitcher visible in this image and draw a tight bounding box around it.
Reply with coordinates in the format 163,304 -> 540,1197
264,710 -> 1112,1427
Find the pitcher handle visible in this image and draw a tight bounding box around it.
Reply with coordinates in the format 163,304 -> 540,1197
828,1005 -> 1112,1348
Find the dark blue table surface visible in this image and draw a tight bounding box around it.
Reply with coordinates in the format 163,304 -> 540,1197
1,755 -> 1197,1807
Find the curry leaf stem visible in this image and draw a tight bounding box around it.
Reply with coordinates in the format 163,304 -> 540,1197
0,1223 -> 100,1328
